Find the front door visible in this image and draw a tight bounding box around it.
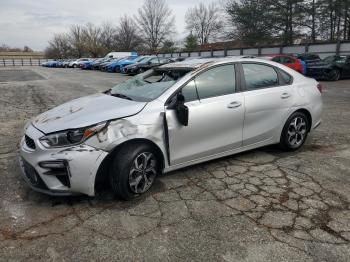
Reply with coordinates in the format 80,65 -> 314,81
165,64 -> 245,165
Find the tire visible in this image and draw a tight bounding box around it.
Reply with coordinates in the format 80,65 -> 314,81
73,64 -> 77,68
109,143 -> 159,200
328,69 -> 340,81
138,68 -> 145,74
279,111 -> 309,151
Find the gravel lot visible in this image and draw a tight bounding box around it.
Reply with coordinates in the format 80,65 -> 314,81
0,67 -> 349,261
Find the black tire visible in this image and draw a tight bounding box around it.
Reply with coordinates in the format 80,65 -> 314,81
279,111 -> 309,151
138,68 -> 145,74
328,69 -> 340,81
73,64 -> 77,68
109,143 -> 159,200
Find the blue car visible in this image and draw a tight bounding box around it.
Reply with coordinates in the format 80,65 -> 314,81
43,60 -> 60,67
106,56 -> 138,73
80,58 -> 100,70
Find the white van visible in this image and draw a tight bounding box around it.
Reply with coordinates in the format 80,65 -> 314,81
105,52 -> 138,59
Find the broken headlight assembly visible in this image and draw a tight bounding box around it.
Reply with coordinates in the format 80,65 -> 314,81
39,122 -> 109,148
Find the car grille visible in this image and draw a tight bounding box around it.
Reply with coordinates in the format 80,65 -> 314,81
25,135 -> 36,150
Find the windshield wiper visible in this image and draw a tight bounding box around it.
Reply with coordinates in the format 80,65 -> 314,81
110,93 -> 133,101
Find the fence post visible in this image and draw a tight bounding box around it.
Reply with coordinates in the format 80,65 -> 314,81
224,48 -> 228,57
279,45 -> 283,54
240,48 -> 243,55
336,41 -> 341,55
198,51 -> 201,57
21,58 -> 23,66
2,59 -> 5,67
12,59 -> 14,66
30,58 -> 32,66
211,49 -> 214,57
305,43 -> 309,53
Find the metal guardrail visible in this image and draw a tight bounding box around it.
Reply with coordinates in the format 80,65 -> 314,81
0,58 -> 52,67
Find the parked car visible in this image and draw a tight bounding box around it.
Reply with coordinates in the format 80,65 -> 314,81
91,58 -> 112,70
262,55 -> 303,74
105,56 -> 138,72
62,59 -> 73,68
100,58 -> 123,71
43,60 -> 60,67
80,58 -> 100,70
69,58 -> 91,68
296,53 -> 321,65
19,57 -> 322,199
122,56 -> 172,75
306,55 -> 350,81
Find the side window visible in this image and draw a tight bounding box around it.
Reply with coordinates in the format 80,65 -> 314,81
282,56 -> 294,64
278,69 -> 293,85
195,64 -> 236,99
181,80 -> 198,102
159,58 -> 169,63
150,58 -> 159,64
272,57 -> 282,63
242,63 -> 278,90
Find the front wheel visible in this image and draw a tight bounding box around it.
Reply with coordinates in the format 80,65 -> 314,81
109,144 -> 159,200
279,112 -> 309,151
328,69 -> 340,81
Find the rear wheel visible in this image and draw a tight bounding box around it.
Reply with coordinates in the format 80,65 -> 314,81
109,143 -> 159,200
279,112 -> 309,151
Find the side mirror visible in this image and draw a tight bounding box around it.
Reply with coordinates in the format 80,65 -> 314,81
175,93 -> 188,126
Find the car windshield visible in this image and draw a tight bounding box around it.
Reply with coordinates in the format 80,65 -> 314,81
133,56 -> 147,63
110,69 -> 189,102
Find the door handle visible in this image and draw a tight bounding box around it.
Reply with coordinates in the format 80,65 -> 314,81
227,101 -> 242,108
281,92 -> 291,99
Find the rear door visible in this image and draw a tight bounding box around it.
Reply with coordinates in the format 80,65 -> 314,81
165,64 -> 245,165
239,63 -> 295,146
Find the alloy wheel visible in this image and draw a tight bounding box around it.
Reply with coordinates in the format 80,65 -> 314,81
128,152 -> 157,194
287,117 -> 307,147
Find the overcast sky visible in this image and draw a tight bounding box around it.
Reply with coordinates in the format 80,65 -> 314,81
0,0 -> 216,51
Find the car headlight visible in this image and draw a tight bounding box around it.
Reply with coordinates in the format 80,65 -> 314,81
39,122 -> 109,148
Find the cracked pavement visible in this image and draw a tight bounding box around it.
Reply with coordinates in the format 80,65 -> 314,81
0,67 -> 350,261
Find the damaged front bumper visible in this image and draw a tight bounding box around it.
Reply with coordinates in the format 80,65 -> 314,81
19,124 -> 108,196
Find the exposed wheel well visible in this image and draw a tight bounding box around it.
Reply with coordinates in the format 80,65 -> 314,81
293,108 -> 312,132
94,139 -> 165,194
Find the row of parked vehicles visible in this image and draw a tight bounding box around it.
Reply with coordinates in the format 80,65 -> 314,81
42,53 -> 176,76
42,52 -> 350,80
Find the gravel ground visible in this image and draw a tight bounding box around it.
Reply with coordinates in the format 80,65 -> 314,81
0,67 -> 349,262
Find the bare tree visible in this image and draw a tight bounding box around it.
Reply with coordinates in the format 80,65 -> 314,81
185,2 -> 224,44
135,0 -> 175,52
46,33 -> 72,58
100,22 -> 118,52
116,15 -> 142,51
68,25 -> 86,57
83,23 -> 103,57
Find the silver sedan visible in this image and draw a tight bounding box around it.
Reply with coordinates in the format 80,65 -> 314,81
19,57 -> 323,199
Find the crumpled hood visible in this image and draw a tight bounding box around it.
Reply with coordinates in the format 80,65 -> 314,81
32,93 -> 147,134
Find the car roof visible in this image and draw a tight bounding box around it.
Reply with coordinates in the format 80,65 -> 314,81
158,56 -> 275,70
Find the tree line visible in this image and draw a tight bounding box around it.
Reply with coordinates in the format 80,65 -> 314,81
45,0 -> 350,58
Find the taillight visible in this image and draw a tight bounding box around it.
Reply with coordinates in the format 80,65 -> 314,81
317,83 -> 323,93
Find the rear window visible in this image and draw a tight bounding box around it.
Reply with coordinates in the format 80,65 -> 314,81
242,63 -> 278,90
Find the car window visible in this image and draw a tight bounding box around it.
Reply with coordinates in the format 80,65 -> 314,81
282,56 -> 294,64
194,64 -> 235,99
150,58 -> 159,64
278,69 -> 292,85
159,58 -> 169,63
272,57 -> 282,63
181,80 -> 198,102
242,63 -> 278,90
